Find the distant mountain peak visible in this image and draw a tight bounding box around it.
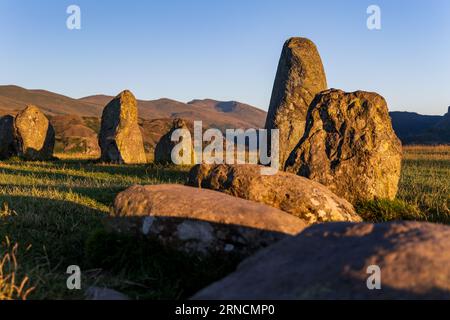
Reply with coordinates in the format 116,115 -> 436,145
0,85 -> 266,130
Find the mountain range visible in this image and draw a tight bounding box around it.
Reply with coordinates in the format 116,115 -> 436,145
390,109 -> 450,144
0,85 -> 267,157
0,85 -> 266,130
0,85 -> 448,156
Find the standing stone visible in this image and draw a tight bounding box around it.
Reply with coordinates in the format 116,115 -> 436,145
0,115 -> 15,159
14,105 -> 55,160
154,118 -> 195,165
265,37 -> 327,168
99,90 -> 146,164
285,89 -> 402,204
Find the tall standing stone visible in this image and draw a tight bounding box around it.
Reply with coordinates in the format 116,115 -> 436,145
0,115 -> 15,160
99,90 -> 147,164
265,37 -> 328,168
14,105 -> 55,160
285,89 -> 402,204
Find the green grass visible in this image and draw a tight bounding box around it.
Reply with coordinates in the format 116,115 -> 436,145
0,145 -> 449,299
397,145 -> 450,223
0,159 -> 192,299
355,199 -> 426,222
356,146 -> 450,224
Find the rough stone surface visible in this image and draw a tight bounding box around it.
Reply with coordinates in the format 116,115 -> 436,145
0,115 -> 15,159
286,89 -> 402,204
85,287 -> 129,300
265,37 -> 328,167
13,105 -> 55,160
154,118 -> 195,165
192,221 -> 450,300
187,164 -> 361,224
110,184 -> 307,256
98,90 -> 146,164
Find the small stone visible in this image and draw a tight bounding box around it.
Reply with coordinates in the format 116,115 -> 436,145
154,118 -> 195,165
13,105 -> 55,160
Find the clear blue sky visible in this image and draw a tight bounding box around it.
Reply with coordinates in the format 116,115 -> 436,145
1,0 -> 449,115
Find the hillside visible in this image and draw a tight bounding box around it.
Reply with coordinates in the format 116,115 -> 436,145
390,108 -> 450,144
0,85 -> 103,116
0,85 -> 267,158
0,85 -> 266,130
1,85 -> 448,148
80,96 -> 266,131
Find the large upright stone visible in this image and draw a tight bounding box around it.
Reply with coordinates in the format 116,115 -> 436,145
99,90 -> 146,164
14,105 -> 55,160
0,115 -> 15,159
265,37 -> 327,167
285,89 -> 402,204
154,118 -> 195,165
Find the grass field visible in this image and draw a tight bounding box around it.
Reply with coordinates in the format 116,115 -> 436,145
0,146 -> 449,299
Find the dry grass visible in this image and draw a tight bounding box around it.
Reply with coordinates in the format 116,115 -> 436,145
0,237 -> 34,300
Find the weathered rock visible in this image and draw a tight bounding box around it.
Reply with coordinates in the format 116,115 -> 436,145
110,184 -> 307,257
98,90 -> 146,164
13,105 -> 55,160
0,115 -> 15,159
286,89 -> 402,204
154,118 -> 195,165
187,164 -> 361,224
265,37 -> 328,167
192,221 -> 450,300
85,287 -> 129,300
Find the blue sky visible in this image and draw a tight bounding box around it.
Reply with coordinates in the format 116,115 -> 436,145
1,0 -> 449,115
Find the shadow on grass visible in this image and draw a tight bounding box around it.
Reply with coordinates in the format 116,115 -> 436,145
0,195 -> 105,265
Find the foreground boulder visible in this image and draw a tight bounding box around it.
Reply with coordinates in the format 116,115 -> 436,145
286,89 -> 402,204
14,105 -> 55,160
192,221 -> 450,300
110,184 -> 307,257
98,90 -> 146,164
0,115 -> 15,159
265,37 -> 328,167
154,118 -> 195,165
187,164 -> 360,224
85,287 -> 129,300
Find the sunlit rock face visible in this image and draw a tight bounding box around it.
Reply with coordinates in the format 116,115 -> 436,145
110,184 -> 307,257
98,90 -> 146,164
286,89 -> 402,204
187,163 -> 361,224
14,105 -> 55,160
265,37 -> 328,168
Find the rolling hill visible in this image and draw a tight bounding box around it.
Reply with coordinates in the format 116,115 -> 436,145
1,85 -> 448,153
0,85 -> 267,157
390,108 -> 450,144
0,85 -> 266,130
